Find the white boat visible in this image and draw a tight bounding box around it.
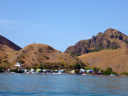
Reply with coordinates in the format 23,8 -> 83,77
53,72 -> 61,75
82,73 -> 87,75
46,72 -> 51,74
25,72 -> 30,74
29,69 -> 36,74
52,70 -> 62,74
11,72 -> 16,73
109,74 -> 116,76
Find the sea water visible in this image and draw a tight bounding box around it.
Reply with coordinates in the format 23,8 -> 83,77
0,73 -> 128,96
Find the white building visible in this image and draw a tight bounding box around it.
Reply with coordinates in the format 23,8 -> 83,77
14,62 -> 22,67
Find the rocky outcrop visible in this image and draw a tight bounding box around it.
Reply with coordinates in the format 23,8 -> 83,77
65,28 -> 128,56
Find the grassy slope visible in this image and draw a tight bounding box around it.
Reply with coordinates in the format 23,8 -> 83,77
79,49 -> 128,73
8,44 -> 79,68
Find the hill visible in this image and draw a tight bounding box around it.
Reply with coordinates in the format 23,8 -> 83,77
0,35 -> 21,64
8,44 -> 81,69
65,28 -> 128,56
0,35 -> 21,51
79,49 -> 128,73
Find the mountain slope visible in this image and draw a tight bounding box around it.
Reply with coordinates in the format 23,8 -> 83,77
9,44 -> 80,68
79,49 -> 128,73
0,35 -> 21,51
0,35 -> 21,63
65,28 -> 128,56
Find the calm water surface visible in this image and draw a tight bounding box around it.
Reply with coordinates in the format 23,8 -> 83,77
0,73 -> 128,96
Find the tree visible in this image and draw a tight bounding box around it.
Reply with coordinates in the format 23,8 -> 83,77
39,64 -> 43,70
102,67 -> 118,75
85,65 -> 91,70
74,63 -> 81,70
0,66 -> 4,72
93,67 -> 99,73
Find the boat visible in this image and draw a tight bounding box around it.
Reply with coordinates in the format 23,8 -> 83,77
82,73 -> 87,75
29,69 -> 36,74
109,74 -> 116,76
52,70 -> 62,74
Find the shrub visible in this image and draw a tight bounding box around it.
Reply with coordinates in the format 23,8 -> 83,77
103,67 -> 118,75
4,55 -> 8,59
0,67 -> 4,72
32,58 -> 35,61
17,69 -> 24,73
70,52 -> 74,56
125,40 -> 128,44
75,69 -> 80,74
93,67 -> 99,73
3,60 -> 8,63
19,59 -> 25,64
11,68 -> 18,72
103,67 -> 112,75
74,63 -> 81,70
121,72 -> 128,76
38,48 -> 42,52
92,35 -> 97,41
93,46 -> 103,52
85,65 -> 92,70
11,68 -> 24,73
37,64 -> 43,70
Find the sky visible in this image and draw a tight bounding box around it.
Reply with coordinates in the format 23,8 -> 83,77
0,0 -> 128,52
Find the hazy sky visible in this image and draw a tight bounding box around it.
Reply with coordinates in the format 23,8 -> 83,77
0,0 -> 128,52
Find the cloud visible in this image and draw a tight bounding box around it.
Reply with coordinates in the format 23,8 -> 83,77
0,18 -> 18,29
0,18 -> 51,33
0,18 -> 13,24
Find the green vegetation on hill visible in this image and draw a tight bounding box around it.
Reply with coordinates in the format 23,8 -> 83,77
121,72 -> 128,76
103,67 -> 118,75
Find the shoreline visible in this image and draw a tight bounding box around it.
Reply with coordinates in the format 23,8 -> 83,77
0,72 -> 128,77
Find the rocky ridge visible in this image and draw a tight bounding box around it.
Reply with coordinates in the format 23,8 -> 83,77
65,28 -> 128,56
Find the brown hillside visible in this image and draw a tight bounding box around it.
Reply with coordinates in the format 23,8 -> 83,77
0,35 -> 21,51
0,35 -> 21,63
9,44 -> 79,68
65,28 -> 128,56
79,49 -> 128,73
0,44 -> 17,63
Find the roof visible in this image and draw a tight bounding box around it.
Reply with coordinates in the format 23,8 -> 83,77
14,62 -> 22,67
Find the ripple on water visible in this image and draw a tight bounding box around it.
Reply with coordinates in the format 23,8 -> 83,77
0,73 -> 128,96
